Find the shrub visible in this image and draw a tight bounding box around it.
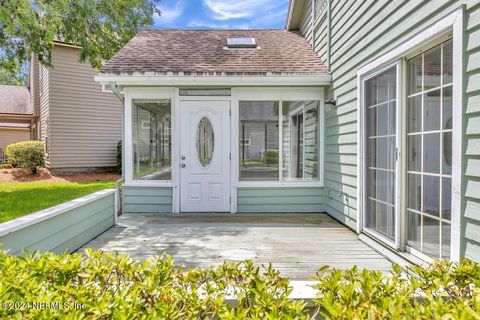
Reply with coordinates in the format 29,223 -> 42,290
0,250 -> 307,319
5,141 -> 44,174
116,140 -> 122,174
313,259 -> 480,319
1,250 -> 478,319
264,150 -> 279,165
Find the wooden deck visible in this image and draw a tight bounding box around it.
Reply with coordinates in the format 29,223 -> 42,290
79,213 -> 392,279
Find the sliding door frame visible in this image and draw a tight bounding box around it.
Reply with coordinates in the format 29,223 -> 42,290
359,61 -> 402,249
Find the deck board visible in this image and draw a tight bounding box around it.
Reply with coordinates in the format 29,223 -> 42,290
79,213 -> 392,279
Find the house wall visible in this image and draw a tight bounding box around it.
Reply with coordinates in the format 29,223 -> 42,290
463,3 -> 480,261
237,187 -> 324,212
48,44 -> 121,172
296,0 -> 480,260
123,186 -> 173,213
0,128 -> 30,152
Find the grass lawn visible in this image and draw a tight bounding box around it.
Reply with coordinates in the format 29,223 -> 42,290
0,181 -> 115,223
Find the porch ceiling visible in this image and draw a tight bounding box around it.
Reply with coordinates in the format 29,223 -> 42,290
79,213 -> 392,279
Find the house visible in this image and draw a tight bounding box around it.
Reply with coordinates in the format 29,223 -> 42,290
0,85 -> 35,160
29,42 -> 121,174
95,0 -> 479,265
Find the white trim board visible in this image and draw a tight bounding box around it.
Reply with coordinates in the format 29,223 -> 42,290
356,8 -> 464,261
95,75 -> 331,87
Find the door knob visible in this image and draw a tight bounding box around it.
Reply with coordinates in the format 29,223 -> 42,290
181,156 -> 186,160
181,163 -> 186,168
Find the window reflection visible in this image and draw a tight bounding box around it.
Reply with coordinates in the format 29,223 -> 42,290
282,101 -> 320,181
132,100 -> 171,180
239,101 -> 279,181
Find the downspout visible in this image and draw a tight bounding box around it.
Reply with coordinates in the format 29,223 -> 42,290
111,82 -> 124,226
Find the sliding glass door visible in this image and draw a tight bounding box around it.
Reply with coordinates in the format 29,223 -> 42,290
362,39 -> 453,261
363,65 -> 399,244
406,40 -> 453,260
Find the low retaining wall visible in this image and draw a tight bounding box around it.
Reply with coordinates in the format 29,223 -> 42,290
0,189 -> 116,255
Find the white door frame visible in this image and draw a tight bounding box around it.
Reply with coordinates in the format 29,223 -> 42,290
356,8 -> 464,261
358,61 -> 402,249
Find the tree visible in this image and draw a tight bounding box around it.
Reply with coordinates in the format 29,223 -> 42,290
0,0 -> 160,80
0,63 -> 28,85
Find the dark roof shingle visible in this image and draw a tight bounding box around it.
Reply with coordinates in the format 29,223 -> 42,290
0,85 -> 32,115
101,29 -> 328,76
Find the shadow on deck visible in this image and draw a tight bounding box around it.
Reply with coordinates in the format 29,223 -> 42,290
79,213 -> 392,279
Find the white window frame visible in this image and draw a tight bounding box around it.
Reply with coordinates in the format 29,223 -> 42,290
124,87 -> 176,188
234,87 -> 325,189
356,9 -> 464,261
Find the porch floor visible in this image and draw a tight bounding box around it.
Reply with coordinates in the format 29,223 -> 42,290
79,213 -> 392,279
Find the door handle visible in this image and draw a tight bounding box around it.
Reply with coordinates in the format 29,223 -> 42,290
181,163 -> 186,168
181,156 -> 186,160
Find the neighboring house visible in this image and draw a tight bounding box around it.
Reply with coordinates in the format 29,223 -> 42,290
95,0 -> 479,265
30,42 -> 121,174
0,85 -> 35,160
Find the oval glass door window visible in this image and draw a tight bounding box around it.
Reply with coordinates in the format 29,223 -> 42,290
196,116 -> 214,167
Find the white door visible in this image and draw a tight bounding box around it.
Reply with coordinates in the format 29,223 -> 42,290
180,100 -> 231,212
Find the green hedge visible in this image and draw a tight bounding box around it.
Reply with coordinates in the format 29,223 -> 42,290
5,141 -> 44,174
0,250 -> 478,319
313,260 -> 480,319
0,250 -> 305,319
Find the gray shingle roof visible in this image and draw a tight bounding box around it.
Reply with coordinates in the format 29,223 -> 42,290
101,29 -> 329,76
0,85 -> 32,115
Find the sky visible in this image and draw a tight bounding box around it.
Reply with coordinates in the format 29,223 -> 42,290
153,0 -> 290,29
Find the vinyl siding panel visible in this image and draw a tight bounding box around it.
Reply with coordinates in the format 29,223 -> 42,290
300,0 -> 313,45
463,2 -> 480,261
0,128 -> 30,151
49,45 -> 121,169
123,186 -> 173,213
237,187 -> 324,213
298,0 -> 479,253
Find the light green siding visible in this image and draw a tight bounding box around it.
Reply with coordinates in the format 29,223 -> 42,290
463,3 -> 480,261
297,0 -> 480,259
0,190 -> 115,255
123,186 -> 172,213
237,187 -> 324,212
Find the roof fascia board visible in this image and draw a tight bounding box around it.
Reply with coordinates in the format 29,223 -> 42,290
53,41 -> 81,49
286,0 -> 306,30
286,0 -> 297,30
94,75 -> 331,87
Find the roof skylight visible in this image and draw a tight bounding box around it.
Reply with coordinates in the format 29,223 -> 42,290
226,37 -> 257,48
